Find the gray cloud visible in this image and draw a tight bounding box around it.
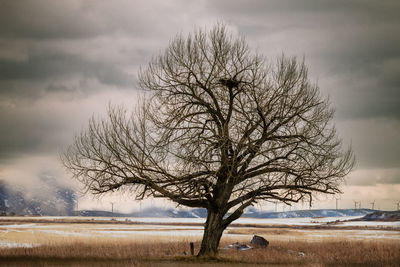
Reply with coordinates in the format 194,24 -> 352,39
347,168 -> 400,186
336,119 -> 400,169
0,0 -> 201,101
0,100 -> 68,162
0,1 -> 102,39
378,174 -> 400,185
205,0 -> 400,120
2,1 -> 399,118
0,52 -> 135,87
0,89 -> 139,164
0,1 -> 181,40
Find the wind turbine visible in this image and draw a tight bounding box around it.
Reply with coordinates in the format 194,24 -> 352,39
397,201 -> 400,211
370,200 -> 375,210
353,200 -> 359,210
110,202 -> 115,215
335,197 -> 340,210
272,201 -> 278,212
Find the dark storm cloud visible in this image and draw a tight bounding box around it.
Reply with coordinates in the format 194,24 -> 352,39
0,0 -> 184,165
0,1 -> 102,39
206,0 -> 400,120
210,0 -> 400,17
347,168 -> 400,186
0,0 -> 398,155
378,174 -> 400,185
336,119 -> 400,169
0,52 -> 134,87
0,1 -> 175,40
0,108 -> 52,161
0,0 -> 187,100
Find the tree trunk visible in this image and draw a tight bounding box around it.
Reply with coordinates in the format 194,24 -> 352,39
197,210 -> 225,257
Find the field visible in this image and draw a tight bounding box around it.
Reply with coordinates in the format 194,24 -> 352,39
0,216 -> 399,266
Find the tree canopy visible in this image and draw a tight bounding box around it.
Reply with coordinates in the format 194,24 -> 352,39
62,24 -> 354,256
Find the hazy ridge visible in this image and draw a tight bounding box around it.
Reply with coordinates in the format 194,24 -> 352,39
0,180 -> 389,219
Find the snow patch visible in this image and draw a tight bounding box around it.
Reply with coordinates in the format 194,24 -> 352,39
0,241 -> 38,248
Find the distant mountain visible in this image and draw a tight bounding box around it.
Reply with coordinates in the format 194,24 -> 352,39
78,206 -> 207,218
242,207 -> 374,218
0,179 -> 378,219
0,178 -> 76,216
354,210 -> 400,221
130,206 -> 207,218
75,206 -> 375,219
78,210 -> 126,217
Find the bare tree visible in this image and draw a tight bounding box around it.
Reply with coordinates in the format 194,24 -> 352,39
62,24 -> 354,256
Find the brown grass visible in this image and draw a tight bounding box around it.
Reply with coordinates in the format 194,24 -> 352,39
1,217 -> 399,266
0,239 -> 399,267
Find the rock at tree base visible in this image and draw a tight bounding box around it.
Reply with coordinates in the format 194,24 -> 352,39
250,235 -> 269,247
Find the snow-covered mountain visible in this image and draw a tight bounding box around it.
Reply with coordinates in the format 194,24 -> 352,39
356,210 -> 400,221
0,180 -> 378,219
78,206 -> 207,218
129,206 -> 207,218
242,207 -> 374,218
0,178 -> 76,216
74,206 -> 375,219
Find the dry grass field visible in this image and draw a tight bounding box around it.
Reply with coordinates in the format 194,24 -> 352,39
1,239 -> 399,267
0,217 -> 399,266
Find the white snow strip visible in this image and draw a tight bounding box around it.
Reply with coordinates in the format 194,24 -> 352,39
0,241 -> 38,248
0,224 -> 37,229
37,230 -> 93,237
95,230 -> 203,237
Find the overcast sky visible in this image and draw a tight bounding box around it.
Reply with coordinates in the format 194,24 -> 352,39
0,0 -> 399,212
